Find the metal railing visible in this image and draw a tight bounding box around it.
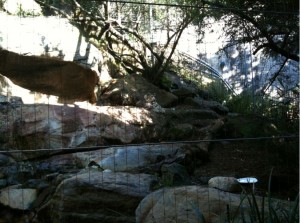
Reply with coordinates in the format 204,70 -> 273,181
179,52 -> 236,94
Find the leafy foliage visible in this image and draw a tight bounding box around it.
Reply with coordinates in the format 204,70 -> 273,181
35,0 -> 194,84
204,81 -> 231,103
225,88 -> 299,125
184,0 -> 299,62
179,0 -> 299,100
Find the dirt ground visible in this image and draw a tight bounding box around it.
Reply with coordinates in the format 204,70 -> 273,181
192,140 -> 299,200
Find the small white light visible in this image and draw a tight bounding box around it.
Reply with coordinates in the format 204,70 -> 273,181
237,177 -> 258,184
237,177 -> 258,192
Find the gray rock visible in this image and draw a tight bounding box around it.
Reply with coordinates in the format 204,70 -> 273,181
136,185 -> 281,223
96,144 -> 184,172
136,186 -> 239,223
0,185 -> 37,210
38,170 -> 158,223
208,176 -> 242,193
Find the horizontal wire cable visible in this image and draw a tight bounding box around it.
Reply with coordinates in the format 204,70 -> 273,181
0,135 -> 297,154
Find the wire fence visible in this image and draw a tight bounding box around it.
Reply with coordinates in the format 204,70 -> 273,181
0,136 -> 298,222
0,1 -> 299,222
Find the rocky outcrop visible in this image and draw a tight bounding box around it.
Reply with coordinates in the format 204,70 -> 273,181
0,60 -> 232,222
0,102 -> 155,157
0,10 -> 295,223
0,65 -> 230,221
0,48 -> 99,104
0,90 -> 225,159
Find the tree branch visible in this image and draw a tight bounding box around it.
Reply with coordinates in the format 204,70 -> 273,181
201,0 -> 299,62
261,57 -> 289,95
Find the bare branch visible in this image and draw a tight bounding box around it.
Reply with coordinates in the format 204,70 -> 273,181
261,57 -> 289,95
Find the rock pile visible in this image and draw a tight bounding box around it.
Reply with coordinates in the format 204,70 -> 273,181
1,10 -> 286,223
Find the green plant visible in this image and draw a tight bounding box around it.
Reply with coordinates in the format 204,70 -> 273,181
204,80 -> 231,103
225,89 -> 299,127
225,90 -> 265,115
229,169 -> 299,223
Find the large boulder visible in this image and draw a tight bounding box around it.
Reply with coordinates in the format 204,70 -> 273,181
0,49 -> 99,104
136,185 -> 240,223
38,170 -> 158,223
93,144 -> 185,172
136,185 -> 291,223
